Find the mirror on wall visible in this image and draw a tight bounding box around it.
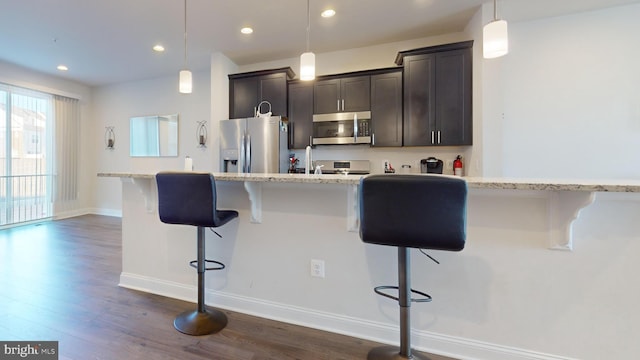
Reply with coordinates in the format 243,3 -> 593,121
130,114 -> 179,157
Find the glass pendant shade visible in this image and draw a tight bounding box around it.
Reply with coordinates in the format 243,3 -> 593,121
483,19 -> 509,59
179,70 -> 192,94
300,52 -> 316,81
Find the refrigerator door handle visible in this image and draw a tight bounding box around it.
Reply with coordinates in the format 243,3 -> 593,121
239,133 -> 246,173
245,134 -> 252,173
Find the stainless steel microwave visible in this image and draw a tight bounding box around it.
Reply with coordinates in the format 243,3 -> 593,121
312,111 -> 371,145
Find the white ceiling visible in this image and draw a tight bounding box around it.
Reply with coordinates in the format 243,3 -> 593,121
0,0 -> 638,87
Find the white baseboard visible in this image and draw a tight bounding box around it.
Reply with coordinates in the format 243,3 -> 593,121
53,208 -> 92,220
119,272 -> 576,360
90,208 -> 122,217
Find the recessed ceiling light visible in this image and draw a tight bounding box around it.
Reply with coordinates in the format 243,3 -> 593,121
241,27 -> 253,34
153,44 -> 165,52
57,65 -> 68,71
321,9 -> 335,18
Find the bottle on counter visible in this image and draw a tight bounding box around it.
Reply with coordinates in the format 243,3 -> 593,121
453,155 -> 463,176
184,156 -> 193,171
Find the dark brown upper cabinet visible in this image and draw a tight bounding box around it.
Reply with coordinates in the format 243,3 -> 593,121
229,67 -> 295,119
314,76 -> 370,114
370,69 -> 403,147
287,80 -> 314,149
396,41 -> 473,146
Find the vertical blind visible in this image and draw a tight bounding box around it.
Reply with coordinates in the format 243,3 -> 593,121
53,95 -> 79,202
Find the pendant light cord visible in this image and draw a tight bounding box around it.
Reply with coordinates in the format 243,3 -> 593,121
493,0 -> 498,20
184,0 -> 188,68
306,0 -> 310,52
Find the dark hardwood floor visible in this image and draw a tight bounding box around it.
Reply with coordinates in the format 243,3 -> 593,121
0,215 -> 454,360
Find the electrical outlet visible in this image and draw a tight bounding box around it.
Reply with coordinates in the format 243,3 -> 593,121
310,259 -> 325,278
446,160 -> 454,170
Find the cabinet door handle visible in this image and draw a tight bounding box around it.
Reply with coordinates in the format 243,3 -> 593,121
372,133 -> 375,146
290,124 -> 294,147
309,135 -> 313,147
341,99 -> 345,111
337,100 -> 340,112
431,131 -> 435,144
437,131 -> 441,144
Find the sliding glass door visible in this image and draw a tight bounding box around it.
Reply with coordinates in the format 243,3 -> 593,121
0,86 -> 53,226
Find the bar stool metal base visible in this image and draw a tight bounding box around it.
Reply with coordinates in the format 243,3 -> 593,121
367,345 -> 432,360
173,308 -> 228,336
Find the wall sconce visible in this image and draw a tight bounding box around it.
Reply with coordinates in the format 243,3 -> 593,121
105,126 -> 115,150
196,120 -> 207,147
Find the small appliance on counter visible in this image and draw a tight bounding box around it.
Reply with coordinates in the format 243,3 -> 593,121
313,160 -> 370,175
420,157 -> 443,174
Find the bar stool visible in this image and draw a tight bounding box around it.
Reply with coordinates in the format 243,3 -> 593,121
156,172 -> 238,336
359,174 -> 467,359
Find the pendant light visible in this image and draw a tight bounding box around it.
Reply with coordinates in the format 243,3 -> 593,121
179,0 -> 192,93
300,0 -> 315,81
483,0 -> 508,59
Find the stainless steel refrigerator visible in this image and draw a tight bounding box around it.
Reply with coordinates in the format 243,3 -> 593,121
220,116 -> 288,173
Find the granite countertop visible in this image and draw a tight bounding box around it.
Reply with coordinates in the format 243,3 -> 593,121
97,172 -> 640,192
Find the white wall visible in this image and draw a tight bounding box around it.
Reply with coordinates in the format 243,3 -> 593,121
92,70 -> 213,214
210,52 -> 239,172
485,3 -> 640,179
0,60 -> 94,218
92,53 -> 238,214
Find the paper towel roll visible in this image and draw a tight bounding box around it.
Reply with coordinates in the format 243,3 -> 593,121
184,156 -> 193,171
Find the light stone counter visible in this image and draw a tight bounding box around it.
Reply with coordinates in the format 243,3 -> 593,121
97,172 -> 640,192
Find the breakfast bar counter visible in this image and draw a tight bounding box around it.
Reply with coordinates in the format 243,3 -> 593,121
97,172 -> 640,359
98,172 -> 640,250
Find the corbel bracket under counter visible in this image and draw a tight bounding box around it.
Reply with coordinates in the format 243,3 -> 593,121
466,177 -> 640,251
121,176 -> 157,213
547,191 -> 595,250
243,181 -> 262,223
221,173 -> 363,230
98,173 -> 156,213
240,181 -> 359,231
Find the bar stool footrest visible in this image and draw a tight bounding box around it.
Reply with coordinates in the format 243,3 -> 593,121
373,285 -> 432,303
189,259 -> 225,271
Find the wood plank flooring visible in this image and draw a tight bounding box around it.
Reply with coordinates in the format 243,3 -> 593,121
0,215 -> 454,360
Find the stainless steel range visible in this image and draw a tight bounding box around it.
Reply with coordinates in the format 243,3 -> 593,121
313,160 -> 370,175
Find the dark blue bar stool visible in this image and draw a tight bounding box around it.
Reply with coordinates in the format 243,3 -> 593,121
359,174 -> 467,360
156,172 -> 238,336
